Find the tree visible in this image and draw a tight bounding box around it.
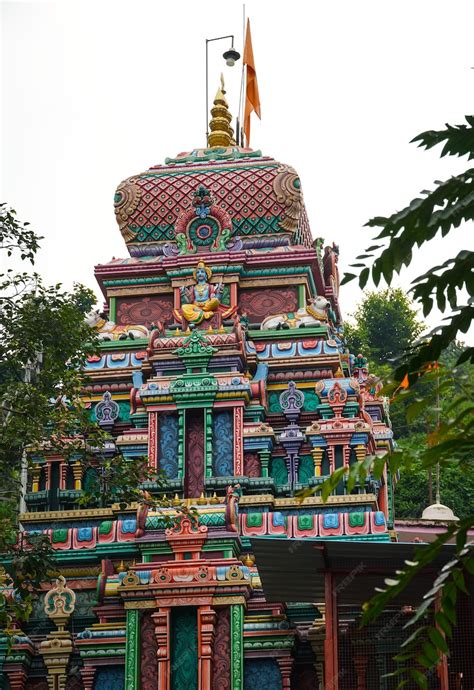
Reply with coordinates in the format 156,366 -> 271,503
330,118 -> 474,687
0,205 -> 160,633
344,288 -> 423,372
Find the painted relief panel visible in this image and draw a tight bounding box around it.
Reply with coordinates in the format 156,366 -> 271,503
244,659 -> 282,689
238,287 -> 298,322
212,411 -> 234,476
141,611 -> 158,690
116,295 -> 174,327
171,607 -> 198,690
159,412 -> 179,479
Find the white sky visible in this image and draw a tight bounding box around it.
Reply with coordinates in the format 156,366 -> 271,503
1,0 -> 473,336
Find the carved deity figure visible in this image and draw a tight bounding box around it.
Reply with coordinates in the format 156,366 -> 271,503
179,261 -> 223,324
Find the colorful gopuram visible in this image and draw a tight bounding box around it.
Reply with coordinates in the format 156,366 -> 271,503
5,84 -> 398,689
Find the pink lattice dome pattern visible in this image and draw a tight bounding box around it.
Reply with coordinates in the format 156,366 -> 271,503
113,147 -> 313,253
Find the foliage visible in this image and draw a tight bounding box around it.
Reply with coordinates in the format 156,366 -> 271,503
344,288 -> 423,371
0,205 -> 169,633
336,117 -> 474,686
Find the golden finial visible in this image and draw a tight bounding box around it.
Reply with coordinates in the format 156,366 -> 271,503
197,492 -> 207,505
208,74 -> 236,148
116,560 -> 127,573
210,492 -> 219,504
241,553 -> 255,567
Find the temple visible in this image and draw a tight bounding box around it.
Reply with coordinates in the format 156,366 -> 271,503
6,84 -> 471,690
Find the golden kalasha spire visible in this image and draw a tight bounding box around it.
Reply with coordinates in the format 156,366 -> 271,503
207,74 -> 236,148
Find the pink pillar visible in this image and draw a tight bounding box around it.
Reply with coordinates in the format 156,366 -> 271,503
80,665 -> 96,690
233,406 -> 243,476
277,655 -> 293,689
153,607 -> 171,690
198,605 -> 217,690
148,412 -> 158,470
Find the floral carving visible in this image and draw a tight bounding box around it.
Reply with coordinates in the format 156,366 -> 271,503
213,608 -> 231,690
114,178 -> 141,242
273,164 -> 303,232
140,612 -> 158,690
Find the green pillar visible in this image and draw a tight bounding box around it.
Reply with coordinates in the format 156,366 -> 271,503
178,409 -> 185,480
125,608 -> 140,689
205,407 -> 213,477
230,604 -> 244,690
109,296 -> 117,322
298,284 -> 306,308
259,450 -> 271,478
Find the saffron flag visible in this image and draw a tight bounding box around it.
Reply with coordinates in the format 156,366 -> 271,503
243,19 -> 261,147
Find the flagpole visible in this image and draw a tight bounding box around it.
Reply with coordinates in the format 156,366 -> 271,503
238,4 -> 246,146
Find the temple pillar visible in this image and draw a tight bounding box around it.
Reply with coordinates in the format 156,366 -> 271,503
205,407 -> 213,478
125,608 -> 140,690
276,655 -> 293,689
327,446 -> 335,474
72,460 -> 83,490
40,633 -> 73,690
308,613 -> 325,690
230,603 -> 244,690
178,409 -> 185,480
5,667 -> 28,690
153,607 -> 171,690
311,447 -> 324,477
198,605 -> 217,690
80,664 -> 96,690
148,411 -> 158,470
31,464 -> 41,492
324,572 -> 339,690
233,405 -> 244,476
354,444 -> 366,463
298,283 -> 306,308
59,461 -> 68,489
258,449 -> 271,478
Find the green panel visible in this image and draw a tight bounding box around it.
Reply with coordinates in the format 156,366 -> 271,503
298,455 -> 314,485
268,391 -> 281,414
297,513 -> 314,531
246,513 -> 263,528
118,401 -> 131,422
302,390 -> 320,412
171,607 -> 198,690
125,609 -> 140,690
349,512 -> 365,527
270,457 -> 288,485
51,528 -> 68,543
231,604 -> 244,690
99,520 -> 113,535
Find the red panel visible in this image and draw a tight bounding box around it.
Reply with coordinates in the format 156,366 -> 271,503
116,295 -> 174,327
212,607 -> 231,690
141,611 -> 159,690
185,410 -> 204,498
239,287 -> 298,321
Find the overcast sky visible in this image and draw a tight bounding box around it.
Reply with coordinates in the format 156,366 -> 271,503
2,0 -> 473,336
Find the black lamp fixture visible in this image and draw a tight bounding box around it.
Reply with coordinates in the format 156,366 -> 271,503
223,46 -> 241,67
205,34 -> 241,143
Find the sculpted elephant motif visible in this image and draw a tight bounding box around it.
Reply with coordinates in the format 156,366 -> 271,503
260,296 -> 330,330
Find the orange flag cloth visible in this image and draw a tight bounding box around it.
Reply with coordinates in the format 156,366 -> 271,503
243,19 -> 261,147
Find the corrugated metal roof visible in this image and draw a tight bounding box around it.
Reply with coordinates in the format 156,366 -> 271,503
251,538 -> 460,605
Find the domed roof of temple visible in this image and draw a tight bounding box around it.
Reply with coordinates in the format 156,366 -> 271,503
114,81 -> 313,258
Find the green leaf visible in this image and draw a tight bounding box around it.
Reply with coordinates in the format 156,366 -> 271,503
409,668 -> 428,688
428,626 -> 449,654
